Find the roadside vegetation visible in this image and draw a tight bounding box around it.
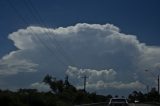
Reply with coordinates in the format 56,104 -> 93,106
0,74 -> 159,106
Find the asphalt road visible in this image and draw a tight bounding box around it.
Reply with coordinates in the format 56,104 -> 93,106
75,103 -> 159,106
129,104 -> 158,106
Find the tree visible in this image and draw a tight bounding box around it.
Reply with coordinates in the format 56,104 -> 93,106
43,74 -> 58,93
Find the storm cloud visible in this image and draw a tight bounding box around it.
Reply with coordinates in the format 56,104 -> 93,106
0,23 -> 160,94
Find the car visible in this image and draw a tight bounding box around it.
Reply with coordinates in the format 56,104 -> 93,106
108,98 -> 129,106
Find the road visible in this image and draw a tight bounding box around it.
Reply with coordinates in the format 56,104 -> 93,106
129,104 -> 158,106
75,103 -> 158,106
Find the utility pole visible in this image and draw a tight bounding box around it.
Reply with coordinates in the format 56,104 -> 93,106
145,69 -> 160,101
81,75 -> 88,92
158,75 -> 159,95
158,75 -> 160,102
65,75 -> 70,87
146,85 -> 149,93
145,70 -> 159,94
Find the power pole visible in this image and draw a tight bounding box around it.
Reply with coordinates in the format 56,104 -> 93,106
158,75 -> 159,102
81,75 -> 88,92
65,75 -> 70,87
145,70 -> 159,95
158,75 -> 159,95
146,85 -> 149,93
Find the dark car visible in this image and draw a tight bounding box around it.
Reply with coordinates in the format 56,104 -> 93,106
108,98 -> 129,106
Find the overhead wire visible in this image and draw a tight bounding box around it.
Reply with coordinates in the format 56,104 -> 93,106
22,0 -> 71,66
23,0 -> 77,67
6,0 -> 68,66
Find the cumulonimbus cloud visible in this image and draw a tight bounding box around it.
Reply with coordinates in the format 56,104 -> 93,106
0,23 -> 160,92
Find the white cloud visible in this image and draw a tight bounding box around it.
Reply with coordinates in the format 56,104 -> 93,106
85,80 -> 145,90
0,23 -> 160,93
138,46 -> 160,69
30,82 -> 50,92
66,66 -> 117,83
66,66 -> 145,90
0,51 -> 38,75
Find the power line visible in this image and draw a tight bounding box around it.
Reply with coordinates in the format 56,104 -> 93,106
6,0 -> 68,66
23,0 -> 77,67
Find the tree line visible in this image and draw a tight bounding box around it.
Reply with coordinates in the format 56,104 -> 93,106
128,87 -> 160,103
0,74 -> 159,106
0,74 -> 111,106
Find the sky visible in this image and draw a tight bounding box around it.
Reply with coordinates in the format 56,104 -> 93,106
0,0 -> 160,96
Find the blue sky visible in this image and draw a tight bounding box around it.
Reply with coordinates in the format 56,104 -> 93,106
1,0 -> 160,47
0,0 -> 160,96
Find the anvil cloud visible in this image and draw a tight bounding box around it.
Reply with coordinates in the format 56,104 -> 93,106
0,23 -> 160,94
